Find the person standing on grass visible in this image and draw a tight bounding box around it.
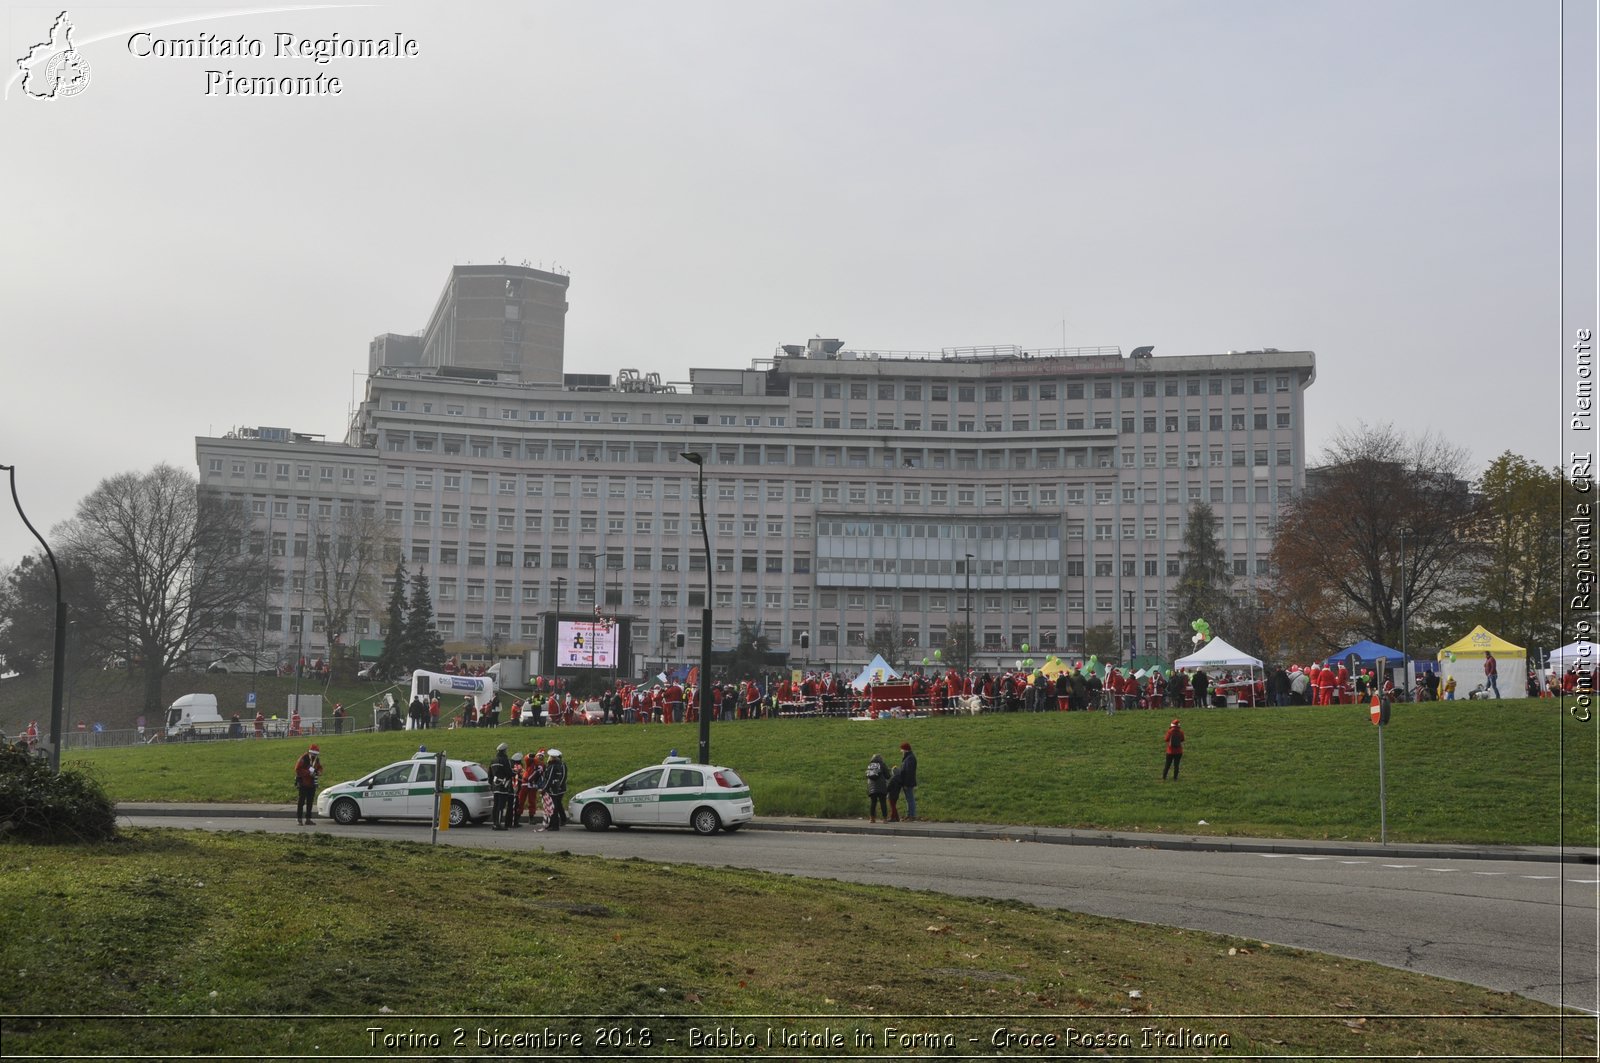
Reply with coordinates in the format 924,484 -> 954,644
294,744 -> 322,824
1483,651 -> 1501,698
893,742 -> 918,820
865,753 -> 891,823
1162,719 -> 1185,781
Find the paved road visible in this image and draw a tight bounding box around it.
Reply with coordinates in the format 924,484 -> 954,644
121,807 -> 1598,1013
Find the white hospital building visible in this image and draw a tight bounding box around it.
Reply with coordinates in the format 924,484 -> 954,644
196,264 -> 1315,676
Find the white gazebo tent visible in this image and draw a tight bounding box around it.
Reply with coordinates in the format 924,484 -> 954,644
1544,641 -> 1598,691
1547,640 -> 1598,671
850,654 -> 901,691
1174,638 -> 1263,705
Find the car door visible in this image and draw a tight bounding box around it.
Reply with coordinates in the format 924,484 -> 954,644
607,768 -> 665,825
360,761 -> 417,818
409,759 -> 444,820
657,766 -> 706,827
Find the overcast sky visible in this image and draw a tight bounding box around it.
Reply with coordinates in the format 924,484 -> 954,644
0,0 -> 1589,566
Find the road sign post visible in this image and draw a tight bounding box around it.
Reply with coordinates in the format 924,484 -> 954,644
431,751 -> 448,844
1372,660 -> 1391,844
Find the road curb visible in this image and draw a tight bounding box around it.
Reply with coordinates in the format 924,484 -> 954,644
115,803 -> 1594,864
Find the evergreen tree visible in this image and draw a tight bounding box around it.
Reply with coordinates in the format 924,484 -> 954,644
722,622 -> 771,681
1171,502 -> 1234,656
406,571 -> 445,674
373,561 -> 409,680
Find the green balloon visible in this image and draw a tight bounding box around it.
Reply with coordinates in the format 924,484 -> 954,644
922,657 -> 930,666
933,649 -> 942,660
1021,643 -> 1030,654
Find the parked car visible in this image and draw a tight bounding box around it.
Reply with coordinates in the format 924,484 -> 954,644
206,651 -> 271,674
567,756 -> 753,835
316,751 -> 492,828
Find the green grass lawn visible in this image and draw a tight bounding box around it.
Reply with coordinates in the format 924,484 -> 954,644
0,829 -> 1588,1059
70,698 -> 1597,846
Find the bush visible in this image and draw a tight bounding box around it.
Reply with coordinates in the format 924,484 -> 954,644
0,745 -> 118,843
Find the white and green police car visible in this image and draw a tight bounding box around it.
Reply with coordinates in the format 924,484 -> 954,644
568,756 -> 753,835
317,751 -> 493,828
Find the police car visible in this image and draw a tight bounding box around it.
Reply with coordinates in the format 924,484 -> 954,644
316,751 -> 493,828
568,756 -> 754,835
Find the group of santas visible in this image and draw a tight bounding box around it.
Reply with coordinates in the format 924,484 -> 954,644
1290,662 -> 1391,705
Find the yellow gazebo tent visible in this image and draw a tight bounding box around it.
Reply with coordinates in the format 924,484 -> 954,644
1437,626 -> 1526,699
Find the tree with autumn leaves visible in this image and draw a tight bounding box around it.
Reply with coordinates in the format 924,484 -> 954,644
1267,424 -> 1563,662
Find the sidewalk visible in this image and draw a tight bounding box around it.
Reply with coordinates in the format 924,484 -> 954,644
116,803 -> 1594,864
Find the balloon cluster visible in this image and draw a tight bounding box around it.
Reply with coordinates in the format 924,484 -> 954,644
1190,618 -> 1212,647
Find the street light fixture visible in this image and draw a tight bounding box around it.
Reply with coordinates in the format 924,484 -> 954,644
964,552 -> 975,676
681,451 -> 713,765
3,464 -> 67,771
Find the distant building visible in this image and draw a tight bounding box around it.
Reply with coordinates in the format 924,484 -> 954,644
198,268 -> 1315,675
406,264 -> 570,383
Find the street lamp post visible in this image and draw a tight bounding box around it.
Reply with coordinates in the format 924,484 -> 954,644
1124,590 -> 1135,663
5,464 -> 68,771
681,452 -> 714,765
553,577 -> 566,673
964,552 -> 975,676
1399,527 -> 1412,698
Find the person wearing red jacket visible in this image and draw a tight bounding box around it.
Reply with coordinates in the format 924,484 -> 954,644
1162,720 -> 1185,780
294,744 -> 322,824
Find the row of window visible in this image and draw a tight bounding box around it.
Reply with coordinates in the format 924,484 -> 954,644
792,374 -> 1294,402
377,373 -> 1298,425
210,458 -> 377,485
371,470 -> 1286,512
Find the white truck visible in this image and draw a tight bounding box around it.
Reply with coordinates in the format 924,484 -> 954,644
164,694 -> 238,740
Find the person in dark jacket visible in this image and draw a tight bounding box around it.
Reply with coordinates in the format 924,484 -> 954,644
542,749 -> 568,830
1191,668 -> 1211,708
891,742 -> 918,820
865,753 -> 890,823
489,743 -> 514,830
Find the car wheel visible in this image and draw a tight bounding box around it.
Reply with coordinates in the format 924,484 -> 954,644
331,798 -> 360,826
691,806 -> 722,835
581,804 -> 611,832
448,800 -> 468,828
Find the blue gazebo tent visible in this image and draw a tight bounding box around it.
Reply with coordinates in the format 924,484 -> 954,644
1324,639 -> 1406,670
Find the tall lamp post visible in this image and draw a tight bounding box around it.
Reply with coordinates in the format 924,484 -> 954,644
681,452 -> 714,765
1399,527 -> 1412,698
552,577 -> 566,673
1124,590 -> 1135,663
3,465 -> 67,771
964,552 -> 975,676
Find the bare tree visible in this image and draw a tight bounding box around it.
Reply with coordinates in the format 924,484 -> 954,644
1268,423 -> 1482,652
865,620 -> 907,672
311,506 -> 391,667
60,464 -> 270,715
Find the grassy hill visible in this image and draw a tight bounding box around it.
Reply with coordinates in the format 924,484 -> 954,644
69,697 -> 1597,845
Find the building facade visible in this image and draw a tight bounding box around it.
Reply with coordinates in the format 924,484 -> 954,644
419,263 -> 570,383
198,328 -> 1315,676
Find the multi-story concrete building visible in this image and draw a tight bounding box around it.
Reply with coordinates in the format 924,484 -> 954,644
420,263 -> 570,383
196,274 -> 1315,677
